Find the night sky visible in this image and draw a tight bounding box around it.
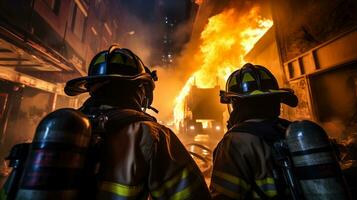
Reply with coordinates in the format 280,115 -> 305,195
116,0 -> 196,66
121,0 -> 191,22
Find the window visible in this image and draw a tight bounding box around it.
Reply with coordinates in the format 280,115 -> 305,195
43,0 -> 61,15
288,63 -> 295,79
71,4 -> 87,41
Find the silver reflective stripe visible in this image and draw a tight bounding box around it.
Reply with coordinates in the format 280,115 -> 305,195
292,152 -> 335,167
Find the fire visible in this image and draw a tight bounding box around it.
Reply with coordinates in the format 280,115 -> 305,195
195,0 -> 203,5
173,7 -> 273,128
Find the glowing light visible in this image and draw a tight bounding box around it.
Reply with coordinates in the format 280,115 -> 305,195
189,125 -> 195,130
195,0 -> 203,5
173,7 -> 273,129
196,119 -> 210,129
215,126 -> 221,131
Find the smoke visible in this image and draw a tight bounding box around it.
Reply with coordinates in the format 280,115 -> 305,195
115,7 -> 161,65
112,6 -> 174,122
149,67 -> 183,123
149,17 -> 199,123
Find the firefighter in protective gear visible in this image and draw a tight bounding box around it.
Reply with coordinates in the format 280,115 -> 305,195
65,45 -> 211,200
211,63 -> 298,199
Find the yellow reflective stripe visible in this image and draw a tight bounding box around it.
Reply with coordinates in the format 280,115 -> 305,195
212,183 -> 242,199
255,177 -> 277,197
0,188 -> 7,200
169,178 -> 201,200
259,71 -> 271,79
99,181 -> 143,197
213,170 -> 249,190
253,190 -> 278,198
94,54 -> 106,65
151,167 -> 191,198
265,190 -> 278,197
250,90 -> 265,95
269,89 -> 283,93
242,73 -> 255,82
249,89 -> 287,95
255,177 -> 275,186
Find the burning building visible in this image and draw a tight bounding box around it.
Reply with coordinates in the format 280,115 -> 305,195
172,0 -> 357,141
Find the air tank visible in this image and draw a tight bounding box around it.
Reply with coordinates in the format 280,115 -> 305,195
15,108 -> 91,200
286,120 -> 349,200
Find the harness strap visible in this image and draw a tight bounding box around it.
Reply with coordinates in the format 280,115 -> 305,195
79,108 -> 156,199
89,108 -> 156,133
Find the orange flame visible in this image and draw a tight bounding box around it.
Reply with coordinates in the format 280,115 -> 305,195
195,0 -> 203,5
173,7 -> 273,128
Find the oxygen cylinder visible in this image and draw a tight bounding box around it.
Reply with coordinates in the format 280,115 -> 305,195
286,120 -> 349,200
15,108 -> 91,200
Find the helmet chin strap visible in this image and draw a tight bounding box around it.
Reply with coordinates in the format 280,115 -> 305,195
148,105 -> 159,113
138,83 -> 159,114
142,98 -> 149,112
141,97 -> 159,113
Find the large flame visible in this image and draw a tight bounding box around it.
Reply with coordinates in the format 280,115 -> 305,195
173,7 -> 273,128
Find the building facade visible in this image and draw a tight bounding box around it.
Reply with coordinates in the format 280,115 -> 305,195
246,0 -> 357,139
272,0 -> 357,139
0,0 -> 124,162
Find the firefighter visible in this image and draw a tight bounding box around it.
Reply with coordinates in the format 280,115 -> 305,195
211,63 -> 298,199
32,45 -> 211,200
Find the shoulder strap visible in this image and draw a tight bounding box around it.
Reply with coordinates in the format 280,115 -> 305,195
99,109 -> 156,132
86,108 -> 156,134
105,108 -> 156,127
78,108 -> 157,199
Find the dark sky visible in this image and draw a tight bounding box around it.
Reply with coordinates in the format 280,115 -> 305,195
120,0 -> 157,22
115,0 -> 196,65
121,0 -> 192,23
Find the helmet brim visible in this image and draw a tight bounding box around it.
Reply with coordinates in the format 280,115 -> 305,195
64,73 -> 154,96
225,89 -> 298,107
